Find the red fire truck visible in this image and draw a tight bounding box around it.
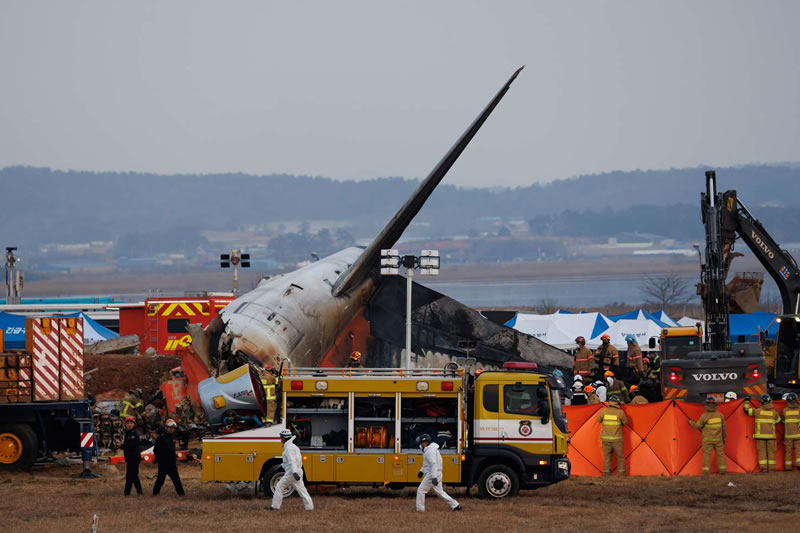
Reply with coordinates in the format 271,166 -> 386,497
116,295 -> 234,356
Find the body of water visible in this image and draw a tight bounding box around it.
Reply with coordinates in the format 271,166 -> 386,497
426,274 -> 701,309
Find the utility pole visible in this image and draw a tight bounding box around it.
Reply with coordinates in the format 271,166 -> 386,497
380,249 -> 440,368
220,249 -> 250,294
5,247 -> 22,305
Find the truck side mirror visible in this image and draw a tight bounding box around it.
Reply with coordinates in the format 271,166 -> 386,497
648,337 -> 656,349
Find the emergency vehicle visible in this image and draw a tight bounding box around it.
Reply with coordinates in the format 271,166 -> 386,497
199,362 -> 571,499
116,295 -> 234,355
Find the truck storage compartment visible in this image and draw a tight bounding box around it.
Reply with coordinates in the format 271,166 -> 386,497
400,396 -> 458,452
353,396 -> 395,452
285,395 -> 348,450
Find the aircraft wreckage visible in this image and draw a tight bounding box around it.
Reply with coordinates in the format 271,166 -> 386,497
189,67 -> 571,374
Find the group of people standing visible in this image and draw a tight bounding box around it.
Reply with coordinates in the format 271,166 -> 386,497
590,391 -> 800,477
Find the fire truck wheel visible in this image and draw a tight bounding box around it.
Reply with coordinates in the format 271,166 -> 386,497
477,464 -> 519,499
261,465 -> 295,498
0,424 -> 38,471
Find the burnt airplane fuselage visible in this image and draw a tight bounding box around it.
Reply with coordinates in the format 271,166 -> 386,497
207,248 -> 373,369
192,67 -> 571,372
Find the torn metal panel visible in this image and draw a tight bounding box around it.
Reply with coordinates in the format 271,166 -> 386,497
367,276 -> 571,370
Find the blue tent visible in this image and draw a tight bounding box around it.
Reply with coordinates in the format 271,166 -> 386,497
0,311 -> 117,350
61,312 -> 119,343
729,312 -> 778,342
0,312 -> 26,350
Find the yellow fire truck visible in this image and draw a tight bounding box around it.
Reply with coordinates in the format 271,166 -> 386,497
199,362 -> 570,499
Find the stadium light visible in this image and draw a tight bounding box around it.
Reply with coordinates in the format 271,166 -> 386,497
380,249 -> 440,368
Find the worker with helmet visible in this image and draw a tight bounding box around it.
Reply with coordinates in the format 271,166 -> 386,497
629,385 -> 648,405
266,429 -> 313,511
688,397 -> 727,475
573,336 -> 594,379
596,333 -> 619,371
605,371 -> 630,404
585,384 -> 600,405
346,350 -> 363,368
415,433 -> 462,512
119,387 -> 144,419
122,415 -> 143,495
724,391 -> 738,403
153,419 -> 185,496
781,392 -> 800,471
744,394 -> 780,472
625,334 -> 644,375
571,376 -> 587,405
593,380 -> 608,402
596,395 -> 628,476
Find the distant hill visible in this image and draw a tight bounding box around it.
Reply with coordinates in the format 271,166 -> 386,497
2,164 -> 799,246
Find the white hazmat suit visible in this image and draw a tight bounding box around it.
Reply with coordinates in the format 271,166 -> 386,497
416,442 -> 460,512
271,436 -> 314,510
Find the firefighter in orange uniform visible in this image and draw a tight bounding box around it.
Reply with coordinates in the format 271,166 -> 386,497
744,394 -> 780,472
629,385 -> 648,405
688,396 -> 726,475
346,351 -> 363,368
585,385 -> 600,405
781,392 -> 800,471
573,336 -> 594,379
596,334 -> 619,371
597,395 -> 627,476
625,335 -> 644,375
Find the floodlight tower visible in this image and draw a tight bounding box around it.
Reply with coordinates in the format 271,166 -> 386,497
220,249 -> 250,294
380,249 -> 440,368
5,247 -> 22,305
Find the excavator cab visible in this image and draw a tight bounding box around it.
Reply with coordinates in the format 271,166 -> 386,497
775,315 -> 800,388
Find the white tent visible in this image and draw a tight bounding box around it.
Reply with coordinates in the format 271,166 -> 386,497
651,310 -> 679,327
678,316 -> 704,328
508,312 -> 613,349
502,316 -> 575,349
591,318 -> 664,350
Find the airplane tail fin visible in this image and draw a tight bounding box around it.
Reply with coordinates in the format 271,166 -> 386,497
333,66 -> 524,296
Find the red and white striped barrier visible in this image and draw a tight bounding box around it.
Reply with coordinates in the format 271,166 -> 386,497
80,432 -> 95,449
59,318 -> 85,400
29,318 -> 61,401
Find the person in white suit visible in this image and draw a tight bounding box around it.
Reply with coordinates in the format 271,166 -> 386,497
265,429 -> 314,511
415,433 -> 463,512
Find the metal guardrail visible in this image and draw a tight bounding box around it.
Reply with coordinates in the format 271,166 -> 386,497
283,366 -> 464,378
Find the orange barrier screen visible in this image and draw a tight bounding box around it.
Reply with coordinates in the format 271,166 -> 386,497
565,399 -> 791,476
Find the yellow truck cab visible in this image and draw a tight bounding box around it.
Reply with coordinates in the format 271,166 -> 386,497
200,362 -> 570,499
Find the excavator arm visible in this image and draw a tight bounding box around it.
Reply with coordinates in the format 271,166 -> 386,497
719,184 -> 800,315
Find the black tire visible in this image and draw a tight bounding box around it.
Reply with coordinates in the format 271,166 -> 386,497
477,464 -> 519,499
260,464 -> 294,498
0,424 -> 38,471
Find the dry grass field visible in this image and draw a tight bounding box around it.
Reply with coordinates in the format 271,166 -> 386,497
1,462 -> 798,533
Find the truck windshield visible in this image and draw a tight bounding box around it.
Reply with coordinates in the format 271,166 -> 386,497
550,390 -> 567,433
663,336 -> 701,359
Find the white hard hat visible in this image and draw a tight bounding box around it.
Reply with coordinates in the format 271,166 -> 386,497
782,393 -> 791,400
279,429 -> 293,439
574,374 -> 584,382
724,391 -> 737,402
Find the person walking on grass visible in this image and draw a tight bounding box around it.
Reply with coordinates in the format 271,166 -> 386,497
265,429 -> 314,511
415,434 -> 462,512
152,419 -> 185,496
122,416 -> 143,495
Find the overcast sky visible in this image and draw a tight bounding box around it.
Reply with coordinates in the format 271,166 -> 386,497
1,1 -> 797,187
